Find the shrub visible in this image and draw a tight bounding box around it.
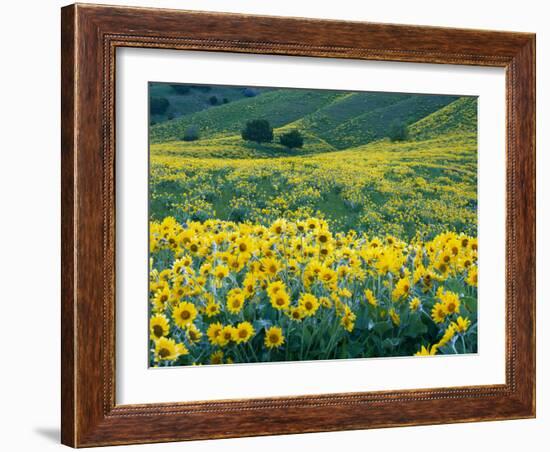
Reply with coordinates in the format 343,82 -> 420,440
279,130 -> 304,149
388,121 -> 410,142
182,125 -> 200,142
241,119 -> 273,143
243,88 -> 257,97
222,98 -> 229,104
150,96 -> 169,115
170,84 -> 190,95
209,96 -> 219,106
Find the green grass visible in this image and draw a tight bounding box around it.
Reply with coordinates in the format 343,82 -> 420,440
150,87 -> 461,150
150,131 -> 337,159
408,97 -> 478,140
324,94 -> 460,149
284,92 -> 413,141
149,83 -> 273,124
150,88 -> 344,143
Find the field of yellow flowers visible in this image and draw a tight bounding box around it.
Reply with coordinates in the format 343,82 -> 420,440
148,134 -> 478,366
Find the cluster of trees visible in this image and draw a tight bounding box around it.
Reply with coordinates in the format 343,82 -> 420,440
179,119 -> 305,150
208,96 -> 229,106
241,119 -> 304,150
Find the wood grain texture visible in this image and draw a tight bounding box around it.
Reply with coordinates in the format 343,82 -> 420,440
60,3 -> 536,447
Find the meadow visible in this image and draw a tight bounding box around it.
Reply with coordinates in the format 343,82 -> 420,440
148,84 -> 478,366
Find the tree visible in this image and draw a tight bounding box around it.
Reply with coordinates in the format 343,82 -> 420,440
209,95 -> 219,106
279,130 -> 304,150
243,87 -> 257,97
241,119 -> 273,143
150,97 -> 169,115
182,125 -> 200,142
388,121 -> 409,142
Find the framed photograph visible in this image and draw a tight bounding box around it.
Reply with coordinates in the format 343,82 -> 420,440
61,3 -> 536,447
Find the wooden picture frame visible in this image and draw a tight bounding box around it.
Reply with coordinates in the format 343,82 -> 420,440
61,3 -> 535,447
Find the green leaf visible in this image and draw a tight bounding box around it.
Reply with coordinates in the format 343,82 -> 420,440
403,315 -> 428,338
302,326 -> 312,348
382,338 -> 401,350
373,321 -> 392,336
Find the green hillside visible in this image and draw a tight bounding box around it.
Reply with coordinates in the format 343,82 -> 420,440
149,83 -> 272,124
150,87 -> 462,149
150,131 -> 336,159
149,84 -> 475,164
408,96 -> 478,140
150,88 -> 343,143
324,94 -> 459,149
284,91 -> 412,139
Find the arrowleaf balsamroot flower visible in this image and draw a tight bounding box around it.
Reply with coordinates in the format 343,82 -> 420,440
264,326 -> 285,348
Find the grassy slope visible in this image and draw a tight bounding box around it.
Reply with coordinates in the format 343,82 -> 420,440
151,88 -> 464,152
408,96 -> 478,140
282,92 -> 412,138
150,89 -> 343,143
150,131 -> 337,159
150,87 -> 478,239
150,94 -> 476,161
150,133 -> 478,238
149,83 -> 272,124
325,94 -> 460,149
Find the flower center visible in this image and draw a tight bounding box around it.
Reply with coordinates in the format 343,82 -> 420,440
153,325 -> 164,338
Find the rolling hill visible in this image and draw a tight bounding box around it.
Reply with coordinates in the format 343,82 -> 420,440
150,85 -> 463,152
149,83 -> 274,124
280,91 -> 413,139
322,94 -> 460,149
408,96 -> 478,140
150,88 -> 343,143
